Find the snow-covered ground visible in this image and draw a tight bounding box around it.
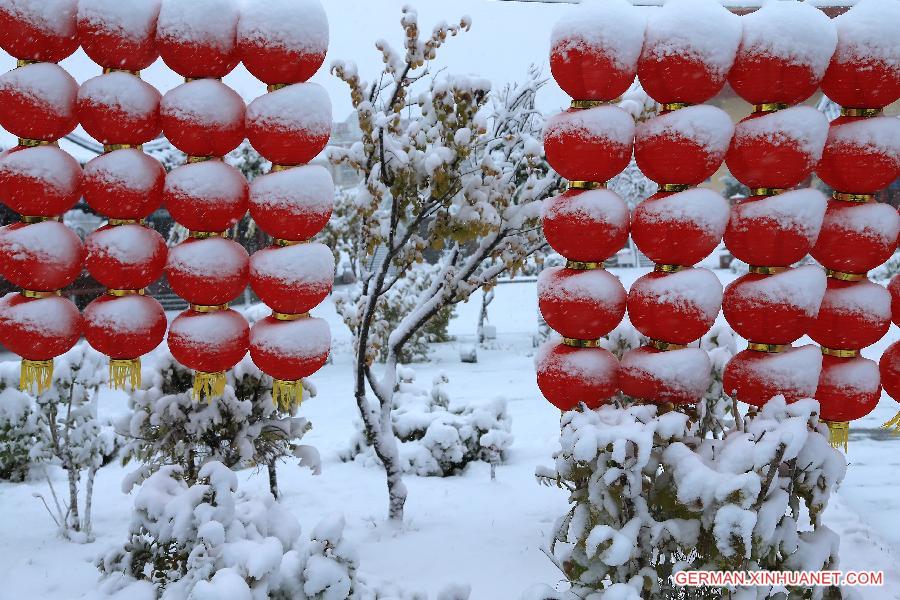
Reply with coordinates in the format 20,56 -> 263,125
1,266 -> 899,599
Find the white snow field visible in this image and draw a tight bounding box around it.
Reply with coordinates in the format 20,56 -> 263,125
1,265 -> 899,599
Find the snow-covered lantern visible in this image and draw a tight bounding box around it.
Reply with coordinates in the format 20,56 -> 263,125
249,243 -> 334,317
164,161 -> 249,234
85,224 -> 167,292
248,165 -> 333,243
0,0 -> 79,63
160,79 -> 246,159
245,82 -> 332,167
549,0 -> 646,102
0,63 -> 78,143
77,72 -> 162,147
880,341 -> 900,430
541,188 -> 629,264
0,145 -> 82,217
723,345 -> 822,408
816,355 -> 881,451
538,267 -> 626,341
166,237 -> 250,308
636,0 -> 741,106
76,0 -> 161,72
0,220 -> 83,293
543,106 -> 634,185
82,149 -> 166,219
619,346 -> 711,406
812,196 -> 899,276
816,116 -> 900,197
536,341 -> 620,411
156,0 -> 241,79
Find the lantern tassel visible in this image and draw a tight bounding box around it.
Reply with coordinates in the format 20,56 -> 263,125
881,411 -> 900,432
20,359 -> 53,394
826,421 -> 850,452
109,358 -> 141,391
193,371 -> 226,403
273,379 -> 304,412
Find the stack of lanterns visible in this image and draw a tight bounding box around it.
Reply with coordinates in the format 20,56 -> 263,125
77,0 -> 168,390
721,1 -> 833,420
536,0 -> 642,411
242,0 -> 335,411
0,0 -> 83,393
619,0 -> 737,407
809,0 -> 900,447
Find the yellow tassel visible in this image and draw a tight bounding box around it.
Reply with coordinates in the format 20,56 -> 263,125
193,371 -> 226,403
109,358 -> 141,391
881,411 -> 900,432
826,421 -> 850,452
20,359 -> 53,394
272,379 -> 304,412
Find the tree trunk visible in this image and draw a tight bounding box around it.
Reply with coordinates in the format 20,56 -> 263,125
83,464 -> 98,540
66,465 -> 80,532
477,287 -> 494,344
267,459 -> 279,499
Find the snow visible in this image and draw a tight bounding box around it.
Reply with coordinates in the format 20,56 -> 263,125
820,279 -> 892,323
249,164 -> 334,213
83,149 -> 162,193
731,265 -> 828,317
543,105 -> 635,146
167,237 -> 248,278
535,339 -> 618,384
542,188 -> 628,226
734,344 -> 823,394
537,267 -> 627,305
236,0 -> 329,55
827,116 -> 900,163
245,82 -> 332,134
0,62 -> 78,114
249,242 -> 336,285
737,0 -> 837,76
825,201 -> 900,246
630,267 -> 723,322
830,0 -> 900,67
550,0 -> 646,71
637,105 -> 734,155
164,160 -> 248,210
160,79 -> 246,127
76,0 -> 160,41
734,106 -> 830,161
632,187 -> 729,237
821,355 -> 881,393
0,0 -> 77,39
0,220 -> 82,267
620,346 -> 712,397
157,0 -> 239,51
0,293 -> 80,336
83,295 -> 163,334
86,224 -> 162,265
730,188 -> 827,242
0,145 -> 81,196
169,308 -> 248,348
251,316 -> 331,358
77,72 -> 160,119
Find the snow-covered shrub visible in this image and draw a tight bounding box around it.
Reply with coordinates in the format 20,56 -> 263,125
344,369 -> 512,477
0,386 -> 39,482
536,397 -> 846,599
97,462 -> 369,599
118,352 -> 318,493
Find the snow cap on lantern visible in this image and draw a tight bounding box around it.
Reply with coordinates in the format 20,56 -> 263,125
0,0 -> 78,62
77,72 -> 161,146
821,0 -> 900,109
542,188 -> 629,263
76,0 -> 161,71
166,237 -> 249,306
237,0 -> 329,85
538,267 -> 626,341
725,107 -> 829,190
85,224 -> 167,291
248,165 -> 333,241
634,106 -> 733,186
817,116 -> 900,195
246,83 -> 332,166
250,315 -> 331,410
536,340 -> 619,411
164,161 -> 249,233
630,188 -> 729,267
722,266 -> 826,345
619,345 -> 711,405
627,268 -> 723,345
812,199 -> 900,274
817,354 -> 881,450
723,345 -> 822,408
725,188 -> 827,267
549,0 -> 646,101
808,278 -> 891,351
543,105 -> 634,183
729,1 -> 837,105
0,293 -> 81,393
250,242 -> 335,316
160,80 -> 246,158
82,149 -> 165,219
0,63 -> 78,142
0,221 -> 83,291
156,0 -> 240,79
0,145 -> 82,217
637,0 -> 741,104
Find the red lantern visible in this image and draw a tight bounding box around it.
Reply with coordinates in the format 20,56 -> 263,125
549,0 -> 646,101
724,189 -> 827,267
160,80 -> 246,158
0,145 -> 82,217
627,268 -> 722,344
542,189 -> 629,263
82,149 -> 166,220
156,0 -> 240,79
77,73 -> 161,146
722,266 -> 826,345
619,345 -> 711,405
880,341 -> 900,402
723,345 -> 821,408
0,63 -> 78,141
538,267 -> 626,340
817,116 -> 900,194
808,278 -> 891,351
536,341 -> 619,411
820,0 -> 900,109
727,1 -> 836,105
816,354 -> 880,444
246,83 -> 332,166
249,243 -> 334,316
636,0 -> 741,104
76,0 -> 160,71
725,107 -> 829,189
630,188 -> 729,266
168,307 -> 250,400
248,165 -> 334,241
811,199 -> 899,274
634,106 -> 733,185
85,224 -> 167,290
164,161 -> 249,233
236,0 -> 329,85
0,221 -> 83,291
544,106 -> 634,182
0,0 -> 79,62
166,237 -> 249,306
890,275 -> 900,326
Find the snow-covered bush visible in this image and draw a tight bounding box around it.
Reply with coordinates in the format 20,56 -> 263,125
344,368 -> 512,478
97,461 -> 368,599
535,397 -> 846,599
0,386 -> 39,482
